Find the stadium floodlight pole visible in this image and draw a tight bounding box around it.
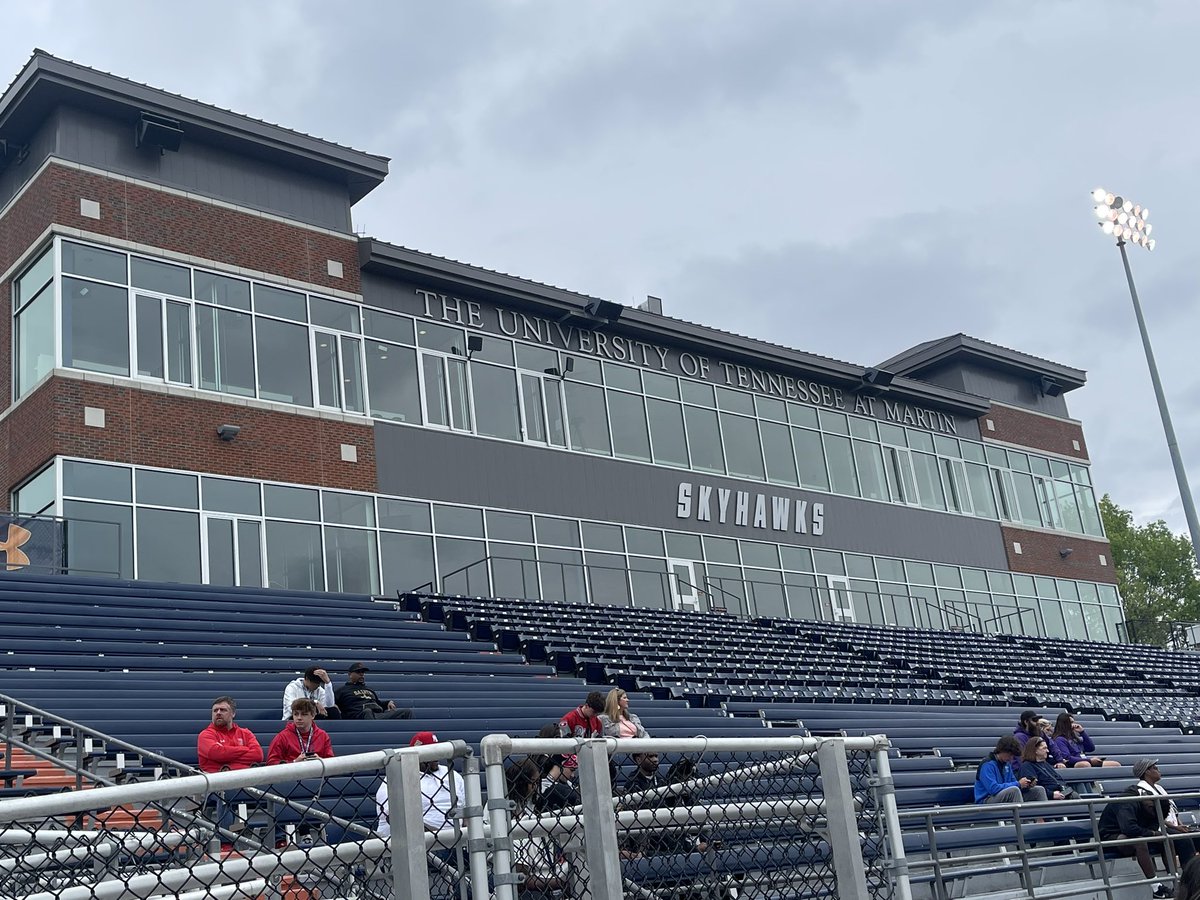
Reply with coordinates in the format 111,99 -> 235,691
1092,188 -> 1200,566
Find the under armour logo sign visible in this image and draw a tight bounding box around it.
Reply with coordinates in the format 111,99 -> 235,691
0,523 -> 32,570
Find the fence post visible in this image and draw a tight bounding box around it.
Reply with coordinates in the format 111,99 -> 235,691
387,749 -> 433,900
481,735 -> 518,900
576,739 -> 623,900
872,746 -> 913,900
816,737 -> 870,899
462,754 -> 491,900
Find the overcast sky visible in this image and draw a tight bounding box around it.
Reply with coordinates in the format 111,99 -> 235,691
4,2 -> 1199,533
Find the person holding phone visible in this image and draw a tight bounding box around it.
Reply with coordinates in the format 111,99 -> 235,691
975,736 -> 1048,805
1050,712 -> 1120,768
267,698 -> 335,765
1016,736 -> 1074,800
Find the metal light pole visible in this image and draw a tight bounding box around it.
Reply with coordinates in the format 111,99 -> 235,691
1093,188 -> 1200,566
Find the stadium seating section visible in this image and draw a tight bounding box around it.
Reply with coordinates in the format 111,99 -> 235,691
5,571 -> 1200,896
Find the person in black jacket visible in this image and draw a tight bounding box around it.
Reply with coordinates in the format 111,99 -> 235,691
334,662 -> 412,719
1098,781 -> 1172,897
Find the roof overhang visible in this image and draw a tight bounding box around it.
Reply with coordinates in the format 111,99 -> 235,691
881,334 -> 1087,393
361,239 -> 994,419
0,50 -> 389,203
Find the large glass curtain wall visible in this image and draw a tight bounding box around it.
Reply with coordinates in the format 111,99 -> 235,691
21,458 -> 1125,642
12,238 -> 1103,540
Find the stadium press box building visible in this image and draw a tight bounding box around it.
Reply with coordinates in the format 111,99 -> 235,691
0,52 -> 1121,641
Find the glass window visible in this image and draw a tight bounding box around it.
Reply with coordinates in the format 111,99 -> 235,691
202,477 -> 261,515
905,561 -> 935,585
643,371 -> 679,400
325,526 -> 378,593
818,410 -> 848,435
680,380 -> 714,406
933,435 -> 959,457
422,354 -> 471,430
722,413 -> 765,480
988,571 -> 1014,593
608,391 -> 651,461
266,521 -> 324,590
845,554 -> 875,578
472,335 -> 513,366
136,508 -> 200,583
1078,486 -> 1104,536
582,522 -> 624,552
1007,450 -> 1031,472
366,342 -> 422,423
683,406 -> 724,473
164,301 -> 192,385
852,440 -> 887,501
62,242 -> 126,283
884,446 -> 918,504
63,500 -> 132,578
762,421 -> 798,486
569,357 -> 602,384
417,321 -> 462,353
323,491 -> 375,527
378,498 -> 431,531
603,363 -> 641,392
434,504 -> 485,538
64,461 -> 131,502
1010,472 -> 1043,527
265,485 -> 321,521
626,527 -> 665,557
715,387 -> 755,415
740,541 -> 780,569
1071,465 -> 1092,486
364,308 -> 415,344
521,374 -> 566,446
586,551 -> 631,604
849,417 -> 877,440
646,398 -> 688,467
703,535 -> 740,565
515,344 -> 558,372
487,511 -> 534,543
565,382 -> 612,455
15,281 -> 54,397
755,396 -> 787,422
135,295 -> 163,379
787,404 -> 818,428
875,557 -> 905,582
16,246 -> 53,303
1055,480 -> 1085,533
536,516 -> 580,547
339,336 -> 365,413
195,271 -> 251,309
780,546 -> 813,572
793,429 -> 830,491
933,565 -> 962,588
62,277 -> 129,375
912,452 -> 947,511
136,470 -> 198,508
311,296 -> 361,333
960,441 -> 986,463
965,462 -> 997,518
13,464 -> 55,515
256,318 -> 313,405
437,537 -> 489,594
381,532 -> 435,595
472,363 -> 521,440
811,550 -> 845,576
984,446 -> 1008,467
196,305 -> 255,396
131,257 -> 190,297
825,434 -> 859,496
1030,456 -> 1052,477
254,284 -> 307,321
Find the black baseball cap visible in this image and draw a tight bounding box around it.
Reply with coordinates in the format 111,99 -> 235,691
349,662 -> 370,673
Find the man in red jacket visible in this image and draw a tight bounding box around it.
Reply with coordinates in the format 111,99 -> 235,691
267,699 -> 335,765
197,696 -> 264,773
558,691 -> 605,738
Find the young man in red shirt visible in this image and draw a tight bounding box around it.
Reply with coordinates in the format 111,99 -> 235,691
267,698 -> 335,765
558,691 -> 605,738
197,696 -> 264,773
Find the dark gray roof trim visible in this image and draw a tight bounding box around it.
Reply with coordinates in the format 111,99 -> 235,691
880,333 -> 1087,392
0,50 -> 389,202
362,238 -> 994,418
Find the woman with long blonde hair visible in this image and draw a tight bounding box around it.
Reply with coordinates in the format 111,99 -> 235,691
598,687 -> 648,739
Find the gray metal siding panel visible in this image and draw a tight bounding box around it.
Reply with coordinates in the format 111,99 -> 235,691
0,110 -> 58,212
374,424 -> 1010,570
55,106 -> 352,232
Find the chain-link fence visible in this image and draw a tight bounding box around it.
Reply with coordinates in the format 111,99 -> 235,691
0,733 -> 901,900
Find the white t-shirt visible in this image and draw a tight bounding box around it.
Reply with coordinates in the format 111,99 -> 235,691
1137,779 -> 1179,826
375,767 -> 456,837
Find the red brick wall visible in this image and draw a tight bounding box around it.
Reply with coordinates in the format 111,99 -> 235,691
0,377 -> 377,501
981,404 -> 1089,460
1000,525 -> 1116,583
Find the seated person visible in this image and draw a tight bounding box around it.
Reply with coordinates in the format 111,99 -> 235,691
507,758 -> 571,899
267,699 -> 335,765
335,662 -> 413,720
1015,737 -> 1073,800
974,736 -> 1047,805
282,665 -> 340,720
558,692 -> 605,738
1050,712 -> 1120,768
197,696 -> 263,773
1013,709 -> 1042,746
619,752 -> 696,857
1133,758 -> 1198,868
1098,775 -> 1174,898
598,688 -> 649,739
540,753 -> 580,812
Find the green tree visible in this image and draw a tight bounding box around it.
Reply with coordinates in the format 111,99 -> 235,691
1100,494 -> 1200,645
